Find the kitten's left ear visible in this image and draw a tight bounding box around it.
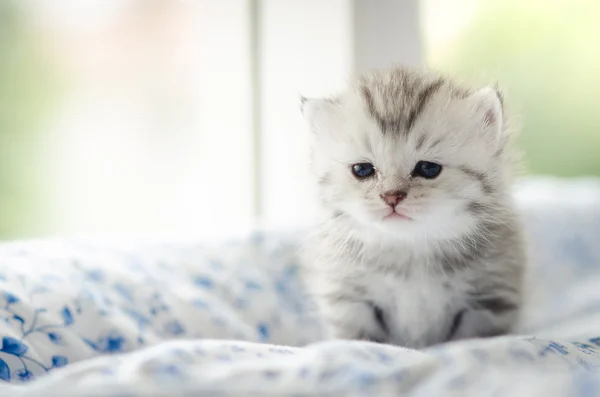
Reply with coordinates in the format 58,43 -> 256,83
300,96 -> 339,134
470,86 -> 504,139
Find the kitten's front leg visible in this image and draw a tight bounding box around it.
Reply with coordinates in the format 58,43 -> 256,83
318,296 -> 389,343
449,294 -> 519,341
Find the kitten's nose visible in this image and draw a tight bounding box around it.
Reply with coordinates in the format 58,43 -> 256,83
380,191 -> 407,207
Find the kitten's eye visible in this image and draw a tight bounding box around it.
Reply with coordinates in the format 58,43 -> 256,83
413,161 -> 442,179
351,163 -> 376,179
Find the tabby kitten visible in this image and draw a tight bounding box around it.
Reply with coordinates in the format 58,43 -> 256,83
301,66 -> 525,348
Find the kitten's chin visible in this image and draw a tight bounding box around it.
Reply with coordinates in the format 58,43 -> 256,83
348,209 -> 420,236
382,211 -> 413,221
347,206 -> 479,244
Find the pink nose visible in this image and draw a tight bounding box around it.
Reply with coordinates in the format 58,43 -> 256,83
381,191 -> 406,207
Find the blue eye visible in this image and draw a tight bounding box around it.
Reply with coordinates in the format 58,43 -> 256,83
351,163 -> 376,179
413,161 -> 442,179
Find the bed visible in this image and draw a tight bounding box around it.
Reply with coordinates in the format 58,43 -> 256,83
1,177 -> 600,396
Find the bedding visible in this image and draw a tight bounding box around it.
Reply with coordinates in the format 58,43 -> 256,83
1,177 -> 600,396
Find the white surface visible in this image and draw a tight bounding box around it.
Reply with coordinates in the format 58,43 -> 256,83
0,177 -> 599,396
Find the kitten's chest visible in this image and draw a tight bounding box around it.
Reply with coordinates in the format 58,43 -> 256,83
366,271 -> 467,347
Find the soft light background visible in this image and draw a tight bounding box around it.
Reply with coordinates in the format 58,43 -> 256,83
0,0 -> 598,240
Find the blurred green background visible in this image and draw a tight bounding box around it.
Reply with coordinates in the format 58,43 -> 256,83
0,1 -> 599,239
423,0 -> 600,177
0,3 -> 57,238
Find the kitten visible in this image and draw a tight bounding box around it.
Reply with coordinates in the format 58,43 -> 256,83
300,66 -> 526,349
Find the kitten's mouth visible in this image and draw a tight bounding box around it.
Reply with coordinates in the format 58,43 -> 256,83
383,211 -> 412,221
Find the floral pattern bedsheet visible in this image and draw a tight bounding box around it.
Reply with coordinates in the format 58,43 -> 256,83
1,177 -> 599,396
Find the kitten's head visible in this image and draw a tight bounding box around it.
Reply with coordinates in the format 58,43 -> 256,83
302,67 -> 515,242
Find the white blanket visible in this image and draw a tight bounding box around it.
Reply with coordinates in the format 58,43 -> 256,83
1,177 -> 600,396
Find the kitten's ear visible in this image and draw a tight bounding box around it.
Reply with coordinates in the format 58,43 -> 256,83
300,96 -> 339,134
470,86 -> 504,140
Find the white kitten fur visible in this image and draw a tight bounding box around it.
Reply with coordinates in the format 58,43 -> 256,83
301,66 -> 525,348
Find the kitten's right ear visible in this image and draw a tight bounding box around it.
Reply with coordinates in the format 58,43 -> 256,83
300,96 -> 339,134
469,87 -> 504,141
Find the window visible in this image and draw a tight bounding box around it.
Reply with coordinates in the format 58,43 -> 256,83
1,1 -> 596,240
1,1 -> 255,239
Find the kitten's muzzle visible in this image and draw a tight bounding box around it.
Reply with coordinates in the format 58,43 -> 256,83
380,191 -> 407,208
